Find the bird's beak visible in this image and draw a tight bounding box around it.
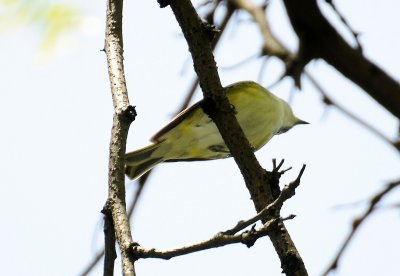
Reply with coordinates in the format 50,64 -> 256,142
295,119 -> 309,125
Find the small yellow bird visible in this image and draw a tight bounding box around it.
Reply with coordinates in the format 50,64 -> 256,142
125,81 -> 308,180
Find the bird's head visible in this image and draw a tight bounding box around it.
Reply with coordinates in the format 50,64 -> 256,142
276,101 -> 309,135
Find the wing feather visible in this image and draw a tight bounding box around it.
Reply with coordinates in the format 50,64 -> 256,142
151,100 -> 204,142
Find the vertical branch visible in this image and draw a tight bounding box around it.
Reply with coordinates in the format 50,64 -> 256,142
105,0 -> 130,111
104,0 -> 137,275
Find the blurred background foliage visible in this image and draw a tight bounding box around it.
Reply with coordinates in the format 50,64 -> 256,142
0,0 -> 81,56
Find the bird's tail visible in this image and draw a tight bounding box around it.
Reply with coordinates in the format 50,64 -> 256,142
125,143 -> 164,180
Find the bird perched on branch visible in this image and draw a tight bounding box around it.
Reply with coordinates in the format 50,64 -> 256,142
125,81 -> 308,180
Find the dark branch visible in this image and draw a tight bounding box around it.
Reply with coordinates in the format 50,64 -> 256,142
236,0 -> 399,152
283,0 -> 400,119
177,3 -> 236,113
165,1 -> 308,274
102,208 -> 117,276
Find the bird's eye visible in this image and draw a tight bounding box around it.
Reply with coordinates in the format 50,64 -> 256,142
276,127 -> 290,135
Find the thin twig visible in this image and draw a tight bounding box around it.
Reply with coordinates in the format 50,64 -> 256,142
79,156 -> 150,276
222,165 -> 306,235
133,217 -> 280,260
325,0 -> 363,52
304,71 -> 399,153
231,0 -> 290,59
80,250 -> 104,276
322,180 -> 400,276
257,55 -> 270,84
220,52 -> 259,70
127,174 -> 149,217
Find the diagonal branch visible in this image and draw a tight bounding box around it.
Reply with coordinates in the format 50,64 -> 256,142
322,180 -> 400,275
304,71 -> 400,152
283,0 -> 400,119
160,0 -> 307,275
230,0 -> 290,60
233,0 -> 400,153
163,0 -> 264,200
177,3 -> 235,112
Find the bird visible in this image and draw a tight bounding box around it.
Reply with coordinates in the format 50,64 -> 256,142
125,81 -> 308,180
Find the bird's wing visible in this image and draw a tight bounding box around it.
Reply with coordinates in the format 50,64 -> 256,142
151,99 -> 204,142
150,81 -> 258,143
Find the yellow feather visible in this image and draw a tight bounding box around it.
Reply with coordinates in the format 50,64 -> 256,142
125,81 -> 307,180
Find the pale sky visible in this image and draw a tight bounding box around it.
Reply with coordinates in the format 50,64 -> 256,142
1,1 -> 399,275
